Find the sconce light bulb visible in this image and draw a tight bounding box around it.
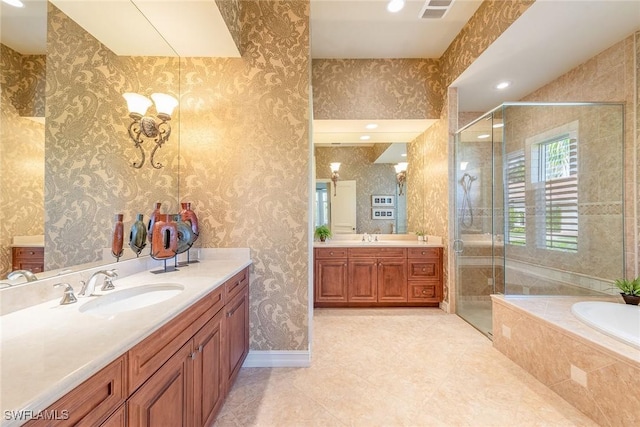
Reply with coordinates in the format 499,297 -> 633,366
123,93 -> 152,116
151,93 -> 179,118
330,162 -> 341,173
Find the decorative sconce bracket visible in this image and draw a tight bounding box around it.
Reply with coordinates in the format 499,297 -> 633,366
123,92 -> 177,169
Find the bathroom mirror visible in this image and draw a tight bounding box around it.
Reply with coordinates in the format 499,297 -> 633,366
0,1 -> 180,282
314,143 -> 410,235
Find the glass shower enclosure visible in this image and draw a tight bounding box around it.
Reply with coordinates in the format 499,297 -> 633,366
454,103 -> 625,337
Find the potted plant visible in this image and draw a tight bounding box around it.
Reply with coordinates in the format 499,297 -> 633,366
315,225 -> 332,242
613,277 -> 640,305
415,230 -> 426,242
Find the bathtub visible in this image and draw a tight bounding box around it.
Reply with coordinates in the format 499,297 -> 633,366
571,301 -> 640,349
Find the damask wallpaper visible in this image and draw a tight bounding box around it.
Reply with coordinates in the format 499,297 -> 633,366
45,4 -> 180,271
312,58 -> 442,120
440,0 -> 535,89
315,146 -> 400,234
179,0 -> 310,351
0,45 -> 46,278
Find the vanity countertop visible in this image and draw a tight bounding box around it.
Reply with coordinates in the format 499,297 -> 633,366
314,240 -> 443,248
0,254 -> 251,426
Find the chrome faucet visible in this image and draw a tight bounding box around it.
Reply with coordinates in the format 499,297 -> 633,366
79,269 -> 118,296
53,283 -> 78,305
7,270 -> 38,282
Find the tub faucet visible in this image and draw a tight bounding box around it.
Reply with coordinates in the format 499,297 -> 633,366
79,269 -> 118,296
8,270 -> 38,282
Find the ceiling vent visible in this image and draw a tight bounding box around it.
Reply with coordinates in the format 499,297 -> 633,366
419,0 -> 454,19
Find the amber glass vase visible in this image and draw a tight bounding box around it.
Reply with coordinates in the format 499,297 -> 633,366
150,214 -> 178,260
111,214 -> 124,260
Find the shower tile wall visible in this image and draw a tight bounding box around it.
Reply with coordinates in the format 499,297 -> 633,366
502,105 -> 624,289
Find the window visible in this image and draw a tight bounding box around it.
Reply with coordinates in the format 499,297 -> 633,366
315,183 -> 329,227
538,136 -> 578,252
506,150 -> 526,246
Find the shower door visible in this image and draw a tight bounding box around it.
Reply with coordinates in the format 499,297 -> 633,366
454,111 -> 501,337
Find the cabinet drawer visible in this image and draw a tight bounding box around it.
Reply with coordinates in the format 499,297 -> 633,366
128,286 -> 223,394
408,282 -> 441,302
13,247 -> 44,258
407,247 -> 441,259
225,267 -> 249,301
349,248 -> 406,258
24,356 -> 127,427
314,248 -> 348,259
408,260 -> 440,280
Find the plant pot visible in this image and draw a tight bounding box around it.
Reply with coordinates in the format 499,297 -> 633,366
319,236 -> 326,242
621,293 -> 640,305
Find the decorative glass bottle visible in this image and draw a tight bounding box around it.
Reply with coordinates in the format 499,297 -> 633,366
180,202 -> 199,243
150,214 -> 178,260
174,214 -> 194,254
147,202 -> 162,243
129,213 -> 147,256
111,214 -> 124,260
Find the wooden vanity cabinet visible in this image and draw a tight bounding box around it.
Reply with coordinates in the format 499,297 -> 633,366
314,248 -> 348,304
11,246 -> 44,273
348,248 -> 407,303
27,267 -> 250,427
407,247 -> 443,303
24,356 -> 127,427
314,246 -> 442,308
222,268 -> 249,394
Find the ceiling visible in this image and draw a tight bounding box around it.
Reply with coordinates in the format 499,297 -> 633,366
3,0 -> 639,162
310,0 -> 640,161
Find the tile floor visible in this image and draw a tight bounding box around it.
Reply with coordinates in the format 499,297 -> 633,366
214,308 -> 597,426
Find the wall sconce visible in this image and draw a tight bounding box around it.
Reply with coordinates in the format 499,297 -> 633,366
330,162 -> 341,196
123,92 -> 178,169
395,162 -> 408,195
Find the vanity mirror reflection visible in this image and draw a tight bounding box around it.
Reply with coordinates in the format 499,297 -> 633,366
0,0 -> 181,282
313,119 -> 434,236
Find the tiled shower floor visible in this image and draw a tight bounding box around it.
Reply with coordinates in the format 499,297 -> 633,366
214,308 -> 596,426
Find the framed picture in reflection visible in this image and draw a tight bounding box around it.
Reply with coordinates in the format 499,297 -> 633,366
372,208 -> 395,219
372,195 -> 394,207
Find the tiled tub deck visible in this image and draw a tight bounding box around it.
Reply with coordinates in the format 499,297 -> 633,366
492,295 -> 640,427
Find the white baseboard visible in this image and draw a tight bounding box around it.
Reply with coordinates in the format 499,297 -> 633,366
440,301 -> 450,313
242,350 -> 311,368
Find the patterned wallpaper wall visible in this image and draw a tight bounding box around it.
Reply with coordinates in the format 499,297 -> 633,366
0,45 -> 45,278
179,0 -> 310,351
440,0 -> 535,89
45,4 -> 180,271
315,146 -> 400,234
312,59 -> 442,120
216,0 -> 242,54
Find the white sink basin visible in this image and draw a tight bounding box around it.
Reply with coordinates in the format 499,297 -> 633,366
79,283 -> 184,318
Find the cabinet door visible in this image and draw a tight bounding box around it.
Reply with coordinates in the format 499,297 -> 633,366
377,258 -> 408,302
127,341 -> 193,427
314,259 -> 348,303
100,404 -> 126,427
193,310 -> 225,427
225,285 -> 249,388
347,258 -> 377,302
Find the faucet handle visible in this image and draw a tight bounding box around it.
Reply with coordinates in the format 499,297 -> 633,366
53,283 -> 78,305
101,277 -> 115,291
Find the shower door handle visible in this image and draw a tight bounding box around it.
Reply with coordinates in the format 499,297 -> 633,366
453,239 -> 464,254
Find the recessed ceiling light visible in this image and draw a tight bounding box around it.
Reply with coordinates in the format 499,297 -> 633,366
478,134 -> 490,139
387,0 -> 405,13
493,123 -> 504,128
365,123 -> 378,130
401,153 -> 407,157
360,135 -> 371,141
460,162 -> 469,171
496,81 -> 511,90
2,0 -> 25,7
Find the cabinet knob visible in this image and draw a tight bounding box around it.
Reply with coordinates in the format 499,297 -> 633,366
330,251 -> 334,255
197,344 -> 204,353
422,268 -> 426,272
190,352 -> 197,360
422,290 -> 428,295
29,251 -> 35,255
421,251 -> 426,255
